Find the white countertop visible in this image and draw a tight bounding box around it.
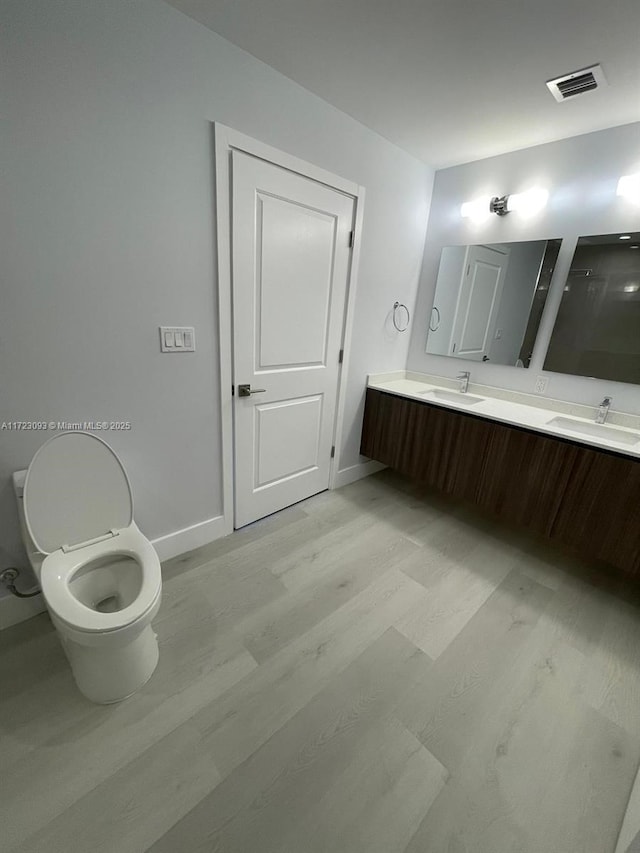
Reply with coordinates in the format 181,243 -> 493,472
367,372 -> 640,459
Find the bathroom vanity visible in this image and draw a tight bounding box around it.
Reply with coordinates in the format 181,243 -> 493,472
361,374 -> 640,578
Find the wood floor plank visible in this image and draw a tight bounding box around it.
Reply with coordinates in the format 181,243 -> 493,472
190,569 -> 429,779
270,510 -> 415,592
0,615 -> 92,768
400,561 -> 638,852
616,764 -> 640,853
395,533 -> 519,659
531,571 -> 609,659
239,530 -> 420,662
0,613 -> 67,701
282,713 -> 448,853
167,562 -> 286,633
397,507 -> 497,592
584,592 -> 640,736
12,722 -> 222,853
396,570 -> 554,771
146,629 -> 431,853
403,644 -> 638,853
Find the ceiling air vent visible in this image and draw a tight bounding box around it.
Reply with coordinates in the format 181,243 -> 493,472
546,64 -> 607,102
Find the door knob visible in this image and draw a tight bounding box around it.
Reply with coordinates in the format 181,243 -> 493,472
238,384 -> 267,397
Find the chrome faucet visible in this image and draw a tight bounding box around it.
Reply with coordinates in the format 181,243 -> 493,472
595,396 -> 612,424
457,371 -> 470,394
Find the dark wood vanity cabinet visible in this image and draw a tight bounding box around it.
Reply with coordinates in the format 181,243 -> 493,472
361,388 -> 640,577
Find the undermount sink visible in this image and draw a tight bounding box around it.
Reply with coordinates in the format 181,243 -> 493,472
419,389 -> 485,407
546,416 -> 640,447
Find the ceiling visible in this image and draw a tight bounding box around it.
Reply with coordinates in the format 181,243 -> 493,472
165,0 -> 640,169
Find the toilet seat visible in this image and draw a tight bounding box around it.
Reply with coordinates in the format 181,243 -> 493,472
23,431 -> 162,635
40,524 -> 161,634
24,431 -> 134,556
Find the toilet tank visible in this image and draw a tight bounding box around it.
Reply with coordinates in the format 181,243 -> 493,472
12,470 -> 45,580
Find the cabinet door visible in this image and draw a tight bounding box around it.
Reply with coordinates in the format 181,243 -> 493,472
551,447 -> 640,573
476,422 -> 580,537
361,389 -> 488,498
360,388 -> 406,468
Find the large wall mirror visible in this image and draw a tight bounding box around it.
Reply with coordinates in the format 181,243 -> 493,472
426,239 -> 562,366
544,232 -> 640,385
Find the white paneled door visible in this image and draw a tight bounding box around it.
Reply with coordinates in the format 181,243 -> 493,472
232,150 -> 355,527
450,244 -> 510,361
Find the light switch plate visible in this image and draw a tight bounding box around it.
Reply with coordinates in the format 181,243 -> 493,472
160,326 -> 196,353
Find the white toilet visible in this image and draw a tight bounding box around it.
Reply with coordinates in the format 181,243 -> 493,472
13,431 -> 162,704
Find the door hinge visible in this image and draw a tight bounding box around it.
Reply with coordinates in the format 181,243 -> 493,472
331,445 -> 335,459
62,529 -> 119,553
452,343 -> 456,353
338,349 -> 344,364
231,385 -> 235,396
348,231 -> 354,248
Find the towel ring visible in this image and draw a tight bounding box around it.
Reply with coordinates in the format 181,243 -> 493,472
429,306 -> 441,332
392,301 -> 410,332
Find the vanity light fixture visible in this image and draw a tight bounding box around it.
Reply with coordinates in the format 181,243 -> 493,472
460,195 -> 493,221
461,186 -> 549,220
488,196 -> 509,216
617,173 -> 640,204
489,187 -> 549,217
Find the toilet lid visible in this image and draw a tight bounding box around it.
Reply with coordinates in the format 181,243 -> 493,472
24,431 -> 134,555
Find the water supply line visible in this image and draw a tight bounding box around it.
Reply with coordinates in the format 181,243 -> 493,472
0,568 -> 41,598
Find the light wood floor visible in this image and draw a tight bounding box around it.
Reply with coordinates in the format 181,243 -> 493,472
3,470 -> 640,853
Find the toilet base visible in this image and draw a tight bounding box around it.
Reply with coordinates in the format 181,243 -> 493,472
59,623 -> 160,704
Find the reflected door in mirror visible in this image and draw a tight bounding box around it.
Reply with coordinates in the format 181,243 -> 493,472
451,244 -> 509,361
426,239 -> 562,367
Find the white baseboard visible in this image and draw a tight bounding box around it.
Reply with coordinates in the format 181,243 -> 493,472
152,514 -> 228,562
0,591 -> 46,631
332,460 -> 386,489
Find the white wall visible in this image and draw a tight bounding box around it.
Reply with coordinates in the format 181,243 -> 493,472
1,0 -> 433,577
407,123 -> 640,413
426,245 -> 466,356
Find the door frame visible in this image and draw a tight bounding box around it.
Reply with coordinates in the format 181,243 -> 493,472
214,123 -> 366,534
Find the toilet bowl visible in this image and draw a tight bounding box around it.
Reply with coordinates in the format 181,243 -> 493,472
14,431 -> 162,704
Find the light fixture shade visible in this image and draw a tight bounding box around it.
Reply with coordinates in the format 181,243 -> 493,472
460,195 -> 492,220
617,173 -> 640,203
506,187 -> 549,216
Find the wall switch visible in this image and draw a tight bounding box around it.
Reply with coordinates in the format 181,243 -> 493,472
534,375 -> 548,394
160,326 -> 196,353
495,328 -> 502,340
